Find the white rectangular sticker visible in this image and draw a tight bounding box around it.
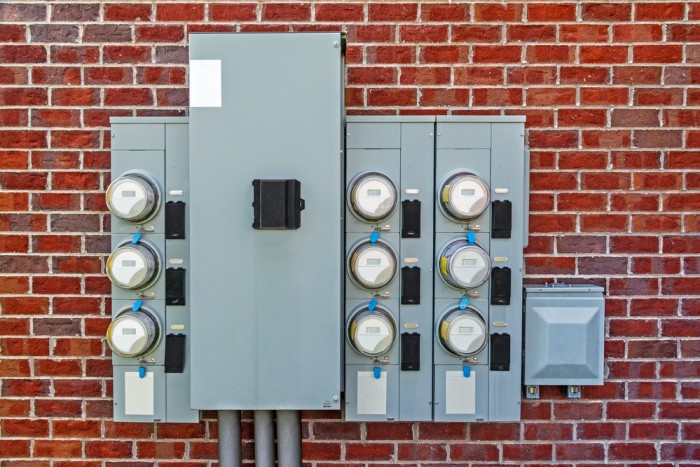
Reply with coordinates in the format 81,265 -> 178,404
357,371 -> 387,415
189,60 -> 222,108
446,370 -> 476,414
125,372 -> 154,415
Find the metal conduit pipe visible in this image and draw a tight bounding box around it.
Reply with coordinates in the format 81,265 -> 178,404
276,410 -> 302,467
217,410 -> 241,467
254,410 -> 276,467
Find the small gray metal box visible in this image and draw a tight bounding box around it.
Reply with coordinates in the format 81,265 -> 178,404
524,284 -> 605,386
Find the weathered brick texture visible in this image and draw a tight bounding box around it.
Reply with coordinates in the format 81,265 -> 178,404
0,1 -> 698,464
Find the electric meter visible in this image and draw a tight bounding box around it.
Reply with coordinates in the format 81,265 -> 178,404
106,172 -> 160,222
348,172 -> 398,222
438,308 -> 488,357
348,240 -> 398,289
106,308 -> 160,358
347,305 -> 397,357
439,172 -> 490,221
106,241 -> 160,290
438,239 -> 491,290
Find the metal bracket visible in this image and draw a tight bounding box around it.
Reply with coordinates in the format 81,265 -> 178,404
565,385 -> 582,399
525,385 -> 540,399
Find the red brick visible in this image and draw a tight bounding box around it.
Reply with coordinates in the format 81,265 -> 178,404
398,443 -> 447,461
367,88 -> 416,106
473,45 -> 521,63
503,443 -> 553,461
209,3 -> 258,21
560,24 -> 609,42
581,87 -> 629,105
635,2 -> 686,21
422,4 -> 468,21
368,3 -> 417,21
556,443 -> 605,461
528,3 -> 576,21
400,25 -> 448,43
470,423 -> 520,440
634,45 -> 683,63
609,442 -> 658,460
509,66 -> 557,85
315,4 -> 363,22
580,45 -> 628,64
367,45 -> 415,64
347,25 -> 394,43
156,3 -> 204,21
614,65 -> 662,85
365,422 -> 413,440
312,421 -> 360,440
345,443 -> 394,460
85,441 -> 133,459
262,4 -> 310,21
421,88 -> 469,107
582,2 -> 631,21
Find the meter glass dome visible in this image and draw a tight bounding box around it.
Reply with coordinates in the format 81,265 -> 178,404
348,240 -> 397,289
106,173 -> 160,222
440,173 -> 490,221
348,306 -> 396,356
438,308 -> 488,357
348,172 -> 397,222
106,242 -> 160,290
438,239 -> 491,290
106,309 -> 160,358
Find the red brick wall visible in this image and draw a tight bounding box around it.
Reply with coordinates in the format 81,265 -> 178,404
1,1 -> 698,464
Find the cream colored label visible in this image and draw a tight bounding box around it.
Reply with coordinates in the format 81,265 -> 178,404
403,323 -> 418,329
170,324 -> 185,331
169,258 -> 184,265
404,257 -> 418,264
492,321 -> 507,327
405,188 -> 420,195
493,256 -> 508,262
494,188 -> 509,194
168,189 -> 184,196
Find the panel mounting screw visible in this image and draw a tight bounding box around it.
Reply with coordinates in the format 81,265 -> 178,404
333,396 -> 339,402
333,41 -> 339,48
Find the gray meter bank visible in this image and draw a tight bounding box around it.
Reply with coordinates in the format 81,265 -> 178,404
105,32 -> 605,433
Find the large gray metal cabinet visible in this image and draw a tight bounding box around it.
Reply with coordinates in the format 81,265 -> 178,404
108,117 -> 198,423
344,117 -> 435,421
188,33 -> 344,410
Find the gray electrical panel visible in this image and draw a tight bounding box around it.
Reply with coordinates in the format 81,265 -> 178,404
188,33 -> 344,410
523,284 -> 605,397
108,117 -> 198,423
432,116 -> 527,422
344,117 -> 435,422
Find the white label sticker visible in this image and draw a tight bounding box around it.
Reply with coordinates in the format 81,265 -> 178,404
125,372 -> 154,415
189,60 -> 222,108
357,371 -> 387,415
446,370 -> 475,414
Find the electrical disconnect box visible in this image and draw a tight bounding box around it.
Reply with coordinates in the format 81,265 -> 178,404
523,284 -> 605,399
107,118 -> 198,423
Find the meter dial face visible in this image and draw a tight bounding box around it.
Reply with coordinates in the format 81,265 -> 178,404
348,240 -> 398,289
438,308 -> 488,357
106,309 -> 160,358
348,172 -> 397,222
438,239 -> 491,290
440,173 -> 490,221
106,173 -> 160,222
106,242 -> 160,290
348,305 -> 397,357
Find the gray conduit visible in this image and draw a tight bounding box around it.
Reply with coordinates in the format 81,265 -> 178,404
217,410 -> 241,467
254,410 -> 275,467
276,410 -> 302,467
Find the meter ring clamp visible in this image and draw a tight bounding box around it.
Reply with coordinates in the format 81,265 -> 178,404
106,305 -> 162,358
439,171 -> 490,222
437,238 -> 491,290
347,238 -> 398,290
106,238 -> 162,291
437,306 -> 488,358
106,170 -> 161,223
347,303 -> 397,357
347,171 -> 398,223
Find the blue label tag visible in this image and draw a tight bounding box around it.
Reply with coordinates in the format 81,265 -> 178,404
131,232 -> 142,244
459,297 -> 469,310
466,231 -> 475,244
368,299 -> 377,311
370,231 -> 380,243
139,366 -> 146,379
132,300 -> 143,311
373,367 -> 381,379
463,365 -> 471,378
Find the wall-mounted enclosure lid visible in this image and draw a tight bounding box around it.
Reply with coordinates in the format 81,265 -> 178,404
524,284 -> 605,386
189,33 -> 343,410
